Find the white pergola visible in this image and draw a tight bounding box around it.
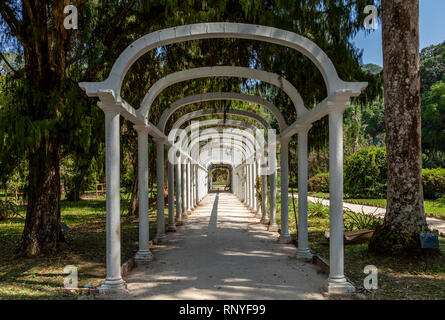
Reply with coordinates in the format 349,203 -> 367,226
79,22 -> 367,295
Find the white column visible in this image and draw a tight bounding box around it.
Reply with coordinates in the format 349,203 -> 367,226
248,164 -> 253,210
278,138 -> 291,243
192,165 -> 197,208
175,156 -> 183,226
268,168 -> 278,232
196,167 -> 200,203
245,166 -> 248,204
134,126 -> 153,264
327,109 -> 354,294
181,162 -> 188,219
253,160 -> 258,213
154,139 -> 166,244
167,161 -> 176,232
99,106 -> 125,294
296,127 -> 312,260
186,161 -> 191,214
261,173 -> 268,224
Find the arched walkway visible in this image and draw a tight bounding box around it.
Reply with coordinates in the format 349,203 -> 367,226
79,22 -> 368,296
122,190 -> 327,300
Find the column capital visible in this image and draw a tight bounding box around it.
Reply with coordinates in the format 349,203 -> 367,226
327,101 -> 350,115
279,136 -> 291,144
295,124 -> 312,133
153,137 -> 165,144
98,102 -> 121,115
133,125 -> 150,133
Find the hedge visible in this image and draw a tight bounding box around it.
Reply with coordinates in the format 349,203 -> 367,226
308,173 -> 329,193
423,168 -> 445,199
344,147 -> 387,198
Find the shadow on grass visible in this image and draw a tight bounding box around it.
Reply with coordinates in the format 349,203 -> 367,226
0,197 -> 161,300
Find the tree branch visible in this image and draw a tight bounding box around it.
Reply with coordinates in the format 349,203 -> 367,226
0,1 -> 20,37
0,51 -> 17,73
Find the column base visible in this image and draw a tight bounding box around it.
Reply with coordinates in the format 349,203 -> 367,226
296,248 -> 313,261
98,278 -> 127,295
182,213 -> 188,220
134,250 -> 153,265
153,234 -> 167,245
187,210 -> 192,215
260,218 -> 269,225
166,224 -> 177,232
277,234 -> 292,244
176,220 -> 184,226
325,277 -> 355,294
268,223 -> 279,232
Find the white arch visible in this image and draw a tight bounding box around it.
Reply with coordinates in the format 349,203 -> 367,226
158,92 -> 286,132
79,22 -> 364,99
138,66 -> 306,119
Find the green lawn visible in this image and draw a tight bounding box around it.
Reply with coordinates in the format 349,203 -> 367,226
212,180 -> 228,186
1,194 -> 444,300
277,198 -> 445,299
309,192 -> 445,218
0,196 -> 165,300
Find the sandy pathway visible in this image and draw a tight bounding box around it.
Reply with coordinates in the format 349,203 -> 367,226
120,191 -> 327,300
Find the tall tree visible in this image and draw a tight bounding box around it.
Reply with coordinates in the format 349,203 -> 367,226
369,0 -> 429,255
0,0 -> 151,256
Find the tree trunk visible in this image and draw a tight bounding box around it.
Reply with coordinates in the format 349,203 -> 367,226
17,138 -> 63,256
128,155 -> 139,217
66,163 -> 89,202
369,0 -> 429,255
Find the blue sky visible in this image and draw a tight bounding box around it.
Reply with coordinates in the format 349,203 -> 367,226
352,0 -> 445,66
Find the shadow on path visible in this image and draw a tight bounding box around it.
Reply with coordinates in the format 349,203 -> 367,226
121,192 -> 328,300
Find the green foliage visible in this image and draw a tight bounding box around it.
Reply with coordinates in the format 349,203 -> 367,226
344,209 -> 383,231
255,177 -> 262,204
308,200 -> 329,218
422,151 -> 445,169
361,63 -> 383,76
420,41 -> 445,92
344,147 -> 387,198
422,168 -> 445,199
422,81 -> 445,154
308,173 -> 330,193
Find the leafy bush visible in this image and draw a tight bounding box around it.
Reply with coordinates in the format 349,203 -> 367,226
344,147 -> 387,198
422,168 -> 445,199
308,173 -> 329,193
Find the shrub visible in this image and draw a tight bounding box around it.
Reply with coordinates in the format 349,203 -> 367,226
422,168 -> 445,199
308,200 -> 329,217
344,147 -> 387,198
344,208 -> 383,231
308,173 -> 329,193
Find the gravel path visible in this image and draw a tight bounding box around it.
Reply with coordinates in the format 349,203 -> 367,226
297,195 -> 445,237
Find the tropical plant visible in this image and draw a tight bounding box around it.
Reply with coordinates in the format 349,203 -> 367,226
344,208 -> 383,231
308,200 -> 330,218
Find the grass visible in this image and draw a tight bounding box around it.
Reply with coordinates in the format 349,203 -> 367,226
309,192 -> 445,218
212,180 -> 228,186
0,195 -> 165,300
281,198 -> 445,300
1,191 -> 444,300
